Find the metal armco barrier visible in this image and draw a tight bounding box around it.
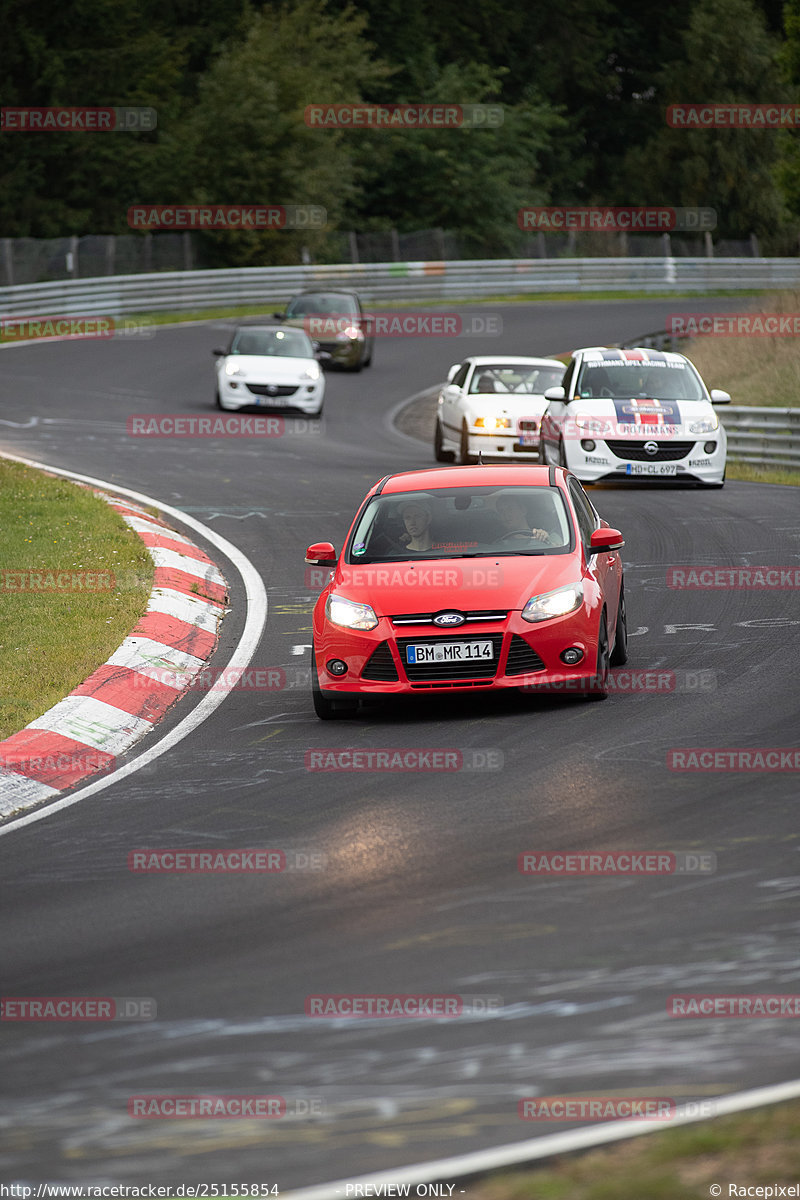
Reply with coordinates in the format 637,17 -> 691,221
5,256 -> 800,318
721,407 -> 800,468
618,332 -> 800,468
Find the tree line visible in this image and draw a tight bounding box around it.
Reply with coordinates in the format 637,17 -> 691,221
3,0 -> 800,264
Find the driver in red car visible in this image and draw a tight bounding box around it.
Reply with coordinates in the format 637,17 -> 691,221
495,494 -> 553,544
399,499 -> 434,552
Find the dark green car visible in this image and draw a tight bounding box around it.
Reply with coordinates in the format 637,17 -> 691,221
274,290 -> 374,371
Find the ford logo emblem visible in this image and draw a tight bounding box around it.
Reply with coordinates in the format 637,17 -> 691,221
433,612 -> 465,627
643,440 -> 659,456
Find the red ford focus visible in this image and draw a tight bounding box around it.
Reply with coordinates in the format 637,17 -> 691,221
305,465 -> 627,719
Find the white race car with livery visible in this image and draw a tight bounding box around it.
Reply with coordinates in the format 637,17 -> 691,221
539,347 -> 730,487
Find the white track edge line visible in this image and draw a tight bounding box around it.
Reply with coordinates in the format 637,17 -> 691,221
0,450 -> 267,836
282,1078 -> 800,1199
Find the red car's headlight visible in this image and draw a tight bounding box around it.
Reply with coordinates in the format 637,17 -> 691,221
521,582 -> 584,623
326,594 -> 378,631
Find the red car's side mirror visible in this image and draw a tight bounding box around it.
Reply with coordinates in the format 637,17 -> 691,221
305,542 -> 337,565
589,528 -> 624,554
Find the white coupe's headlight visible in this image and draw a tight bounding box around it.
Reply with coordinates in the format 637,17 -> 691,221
300,363 -> 321,380
521,582 -> 583,623
689,412 -> 719,434
474,415 -> 512,430
225,361 -> 245,377
326,594 -> 378,631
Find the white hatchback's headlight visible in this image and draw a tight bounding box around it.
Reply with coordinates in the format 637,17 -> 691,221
521,582 -> 583,623
300,363 -> 321,380
575,414 -> 609,434
225,361 -> 245,376
326,594 -> 378,631
689,412 -> 719,434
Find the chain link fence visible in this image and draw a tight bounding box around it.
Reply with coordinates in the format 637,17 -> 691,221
0,229 -> 775,287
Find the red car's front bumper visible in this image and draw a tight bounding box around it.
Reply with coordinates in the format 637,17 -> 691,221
311,604 -> 604,698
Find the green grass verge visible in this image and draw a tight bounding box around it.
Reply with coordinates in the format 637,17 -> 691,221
726,461 -> 800,486
469,1098 -> 800,1200
0,459 -> 153,741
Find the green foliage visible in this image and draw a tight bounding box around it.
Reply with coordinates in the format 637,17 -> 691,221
619,0 -> 788,238
1,0 -> 797,251
146,0 -> 389,264
349,58 -> 562,254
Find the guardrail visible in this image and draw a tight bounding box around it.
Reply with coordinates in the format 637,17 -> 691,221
4,256 -> 800,319
619,332 -> 800,468
721,406 -> 800,468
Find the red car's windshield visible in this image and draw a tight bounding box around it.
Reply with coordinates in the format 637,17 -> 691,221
347,486 -> 574,562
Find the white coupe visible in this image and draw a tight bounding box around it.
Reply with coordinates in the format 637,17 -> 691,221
434,356 -> 566,464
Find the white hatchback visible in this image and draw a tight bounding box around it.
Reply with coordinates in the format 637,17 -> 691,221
434,356 -> 566,464
539,347 -> 730,487
213,324 -> 326,416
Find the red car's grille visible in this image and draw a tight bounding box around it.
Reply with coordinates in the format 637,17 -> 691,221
361,641 -> 399,682
504,634 -> 546,675
391,610 -> 507,626
395,635 -> 503,682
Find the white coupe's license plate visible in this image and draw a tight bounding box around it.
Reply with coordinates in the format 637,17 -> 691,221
257,395 -> 287,407
406,641 -> 494,664
519,433 -> 538,446
626,462 -> 677,476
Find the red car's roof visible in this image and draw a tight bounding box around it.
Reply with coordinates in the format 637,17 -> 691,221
377,466 -> 558,494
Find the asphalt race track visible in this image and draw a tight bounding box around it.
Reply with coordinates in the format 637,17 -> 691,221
1,298 -> 798,1187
